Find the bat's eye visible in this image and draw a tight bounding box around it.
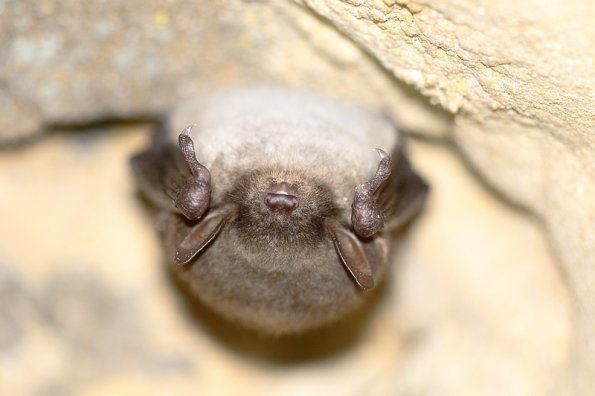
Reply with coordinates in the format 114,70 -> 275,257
265,182 -> 299,214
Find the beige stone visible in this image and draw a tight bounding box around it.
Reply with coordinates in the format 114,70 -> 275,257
1,0 -> 593,394
0,0 -> 447,142
299,1 -> 595,393
0,127 -> 570,395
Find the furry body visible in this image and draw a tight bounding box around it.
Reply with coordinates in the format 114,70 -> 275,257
132,86 -> 428,334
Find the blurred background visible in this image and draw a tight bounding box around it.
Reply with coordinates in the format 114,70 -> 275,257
1,1 -> 593,395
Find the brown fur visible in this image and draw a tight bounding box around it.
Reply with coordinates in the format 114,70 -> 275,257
131,86 -> 428,335
157,168 -> 385,334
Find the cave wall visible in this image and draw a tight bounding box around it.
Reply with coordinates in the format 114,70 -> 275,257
1,0 -> 593,394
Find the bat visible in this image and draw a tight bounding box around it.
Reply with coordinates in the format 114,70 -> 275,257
130,85 -> 429,335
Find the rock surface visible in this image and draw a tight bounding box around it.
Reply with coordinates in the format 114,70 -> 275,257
0,0 -> 447,142
298,1 -> 594,393
0,127 -> 570,395
1,0 -> 593,394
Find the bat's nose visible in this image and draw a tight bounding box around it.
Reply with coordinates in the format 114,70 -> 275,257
265,182 -> 299,214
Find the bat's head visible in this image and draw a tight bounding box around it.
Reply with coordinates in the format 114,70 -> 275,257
173,131 -> 393,290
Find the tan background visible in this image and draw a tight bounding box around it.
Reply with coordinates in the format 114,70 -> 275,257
1,1 -> 593,395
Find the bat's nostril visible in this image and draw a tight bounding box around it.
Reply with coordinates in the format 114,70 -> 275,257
265,182 -> 299,214
265,193 -> 299,214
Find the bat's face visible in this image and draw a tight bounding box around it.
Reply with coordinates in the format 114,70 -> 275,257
226,168 -> 336,248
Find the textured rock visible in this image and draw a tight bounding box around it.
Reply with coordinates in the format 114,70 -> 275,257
0,127 -> 570,395
1,0 -> 594,394
0,0 -> 447,142
298,1 -> 594,393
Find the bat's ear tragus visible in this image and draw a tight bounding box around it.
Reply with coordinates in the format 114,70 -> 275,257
176,127 -> 212,221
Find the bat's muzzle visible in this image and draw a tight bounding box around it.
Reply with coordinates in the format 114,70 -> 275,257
265,182 -> 299,214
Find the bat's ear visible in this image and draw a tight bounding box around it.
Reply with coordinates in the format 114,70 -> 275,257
174,204 -> 238,265
351,149 -> 392,238
325,219 -> 374,290
176,128 -> 212,220
352,143 -> 429,235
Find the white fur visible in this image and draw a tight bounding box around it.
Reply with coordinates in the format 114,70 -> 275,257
167,85 -> 399,210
